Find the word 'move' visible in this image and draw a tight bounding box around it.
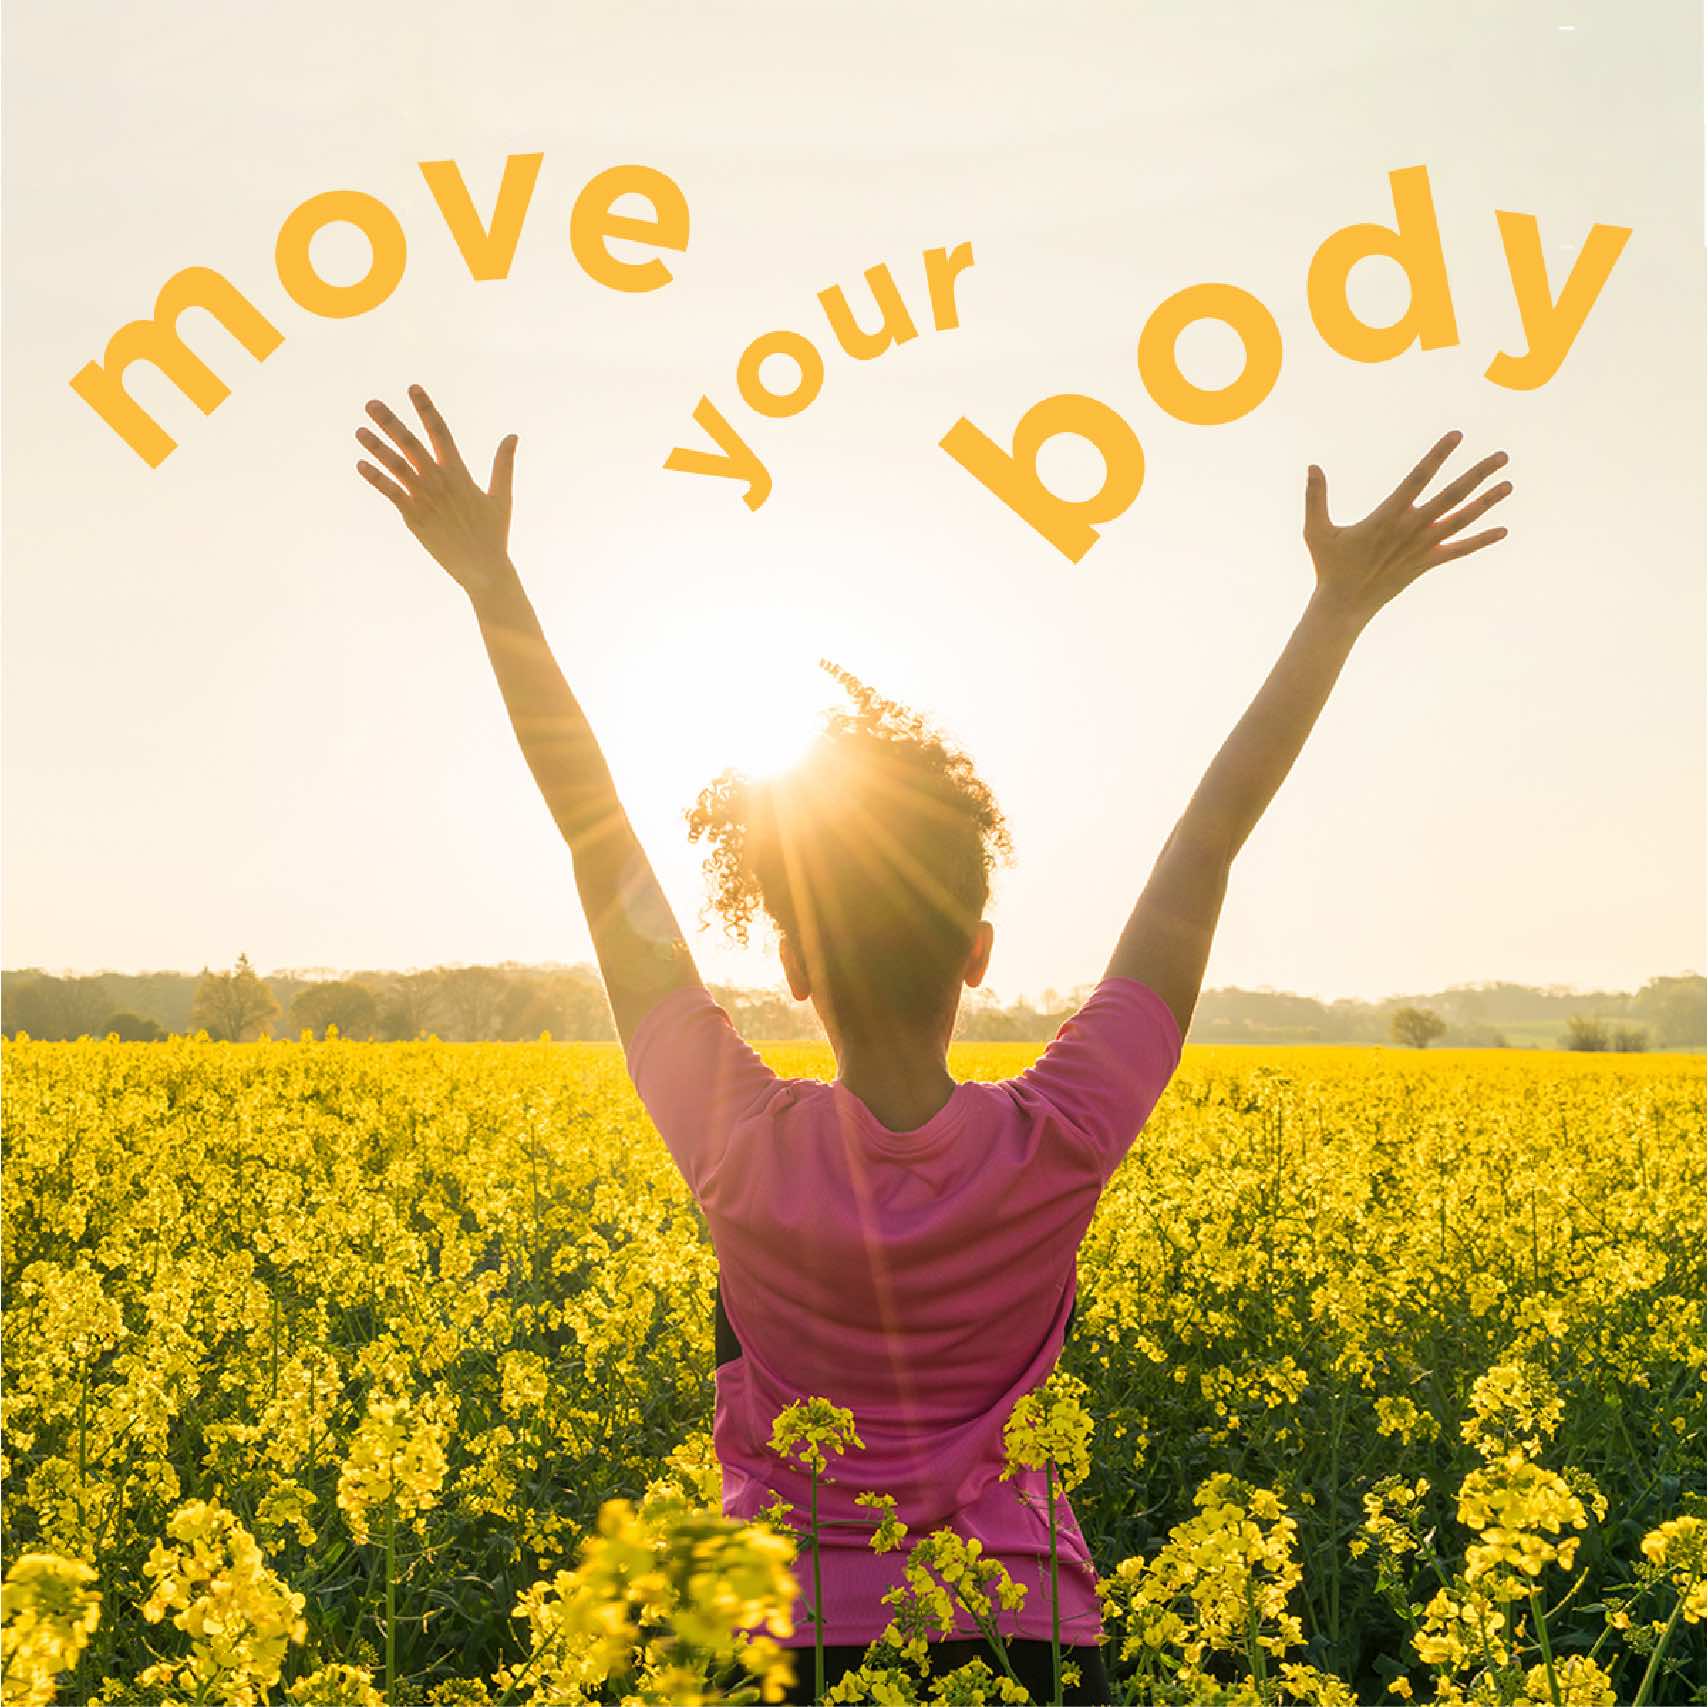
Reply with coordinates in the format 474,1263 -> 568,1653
71,154 -> 686,468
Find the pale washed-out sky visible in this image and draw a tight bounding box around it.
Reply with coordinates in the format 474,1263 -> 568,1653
3,0 -> 1702,1004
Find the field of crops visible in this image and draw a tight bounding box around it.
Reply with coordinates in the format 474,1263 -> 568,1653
2,1035 -> 1703,1706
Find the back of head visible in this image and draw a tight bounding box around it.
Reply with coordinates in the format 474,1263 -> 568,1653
688,664 -> 1011,1037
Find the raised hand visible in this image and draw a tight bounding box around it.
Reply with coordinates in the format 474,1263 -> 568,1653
1304,430 -> 1512,625
355,385 -> 519,607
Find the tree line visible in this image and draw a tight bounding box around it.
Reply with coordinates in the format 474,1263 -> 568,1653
3,958 -> 1703,1049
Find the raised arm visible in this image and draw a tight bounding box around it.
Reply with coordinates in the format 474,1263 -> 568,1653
1108,429 -> 1512,1038
354,384 -> 700,1048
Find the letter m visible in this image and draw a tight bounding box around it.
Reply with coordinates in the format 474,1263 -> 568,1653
70,267 -> 284,467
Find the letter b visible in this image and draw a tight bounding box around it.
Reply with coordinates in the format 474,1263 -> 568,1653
939,395 -> 1144,563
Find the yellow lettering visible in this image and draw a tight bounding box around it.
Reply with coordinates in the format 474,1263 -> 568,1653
1138,283 -> 1283,425
818,263 -> 918,360
664,396 -> 774,509
418,153 -> 543,281
275,189 -> 408,318
923,242 -> 975,331
736,331 -> 824,419
1485,212 -> 1630,390
569,164 -> 689,293
69,266 -> 284,467
940,395 -> 1143,563
1308,165 -> 1459,363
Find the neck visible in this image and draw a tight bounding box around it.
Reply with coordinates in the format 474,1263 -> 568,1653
834,1033 -> 957,1133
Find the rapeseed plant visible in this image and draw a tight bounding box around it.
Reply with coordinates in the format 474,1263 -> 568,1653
136,1499 -> 306,1705
0,1552 -> 100,1707
2,1035 -> 1700,1703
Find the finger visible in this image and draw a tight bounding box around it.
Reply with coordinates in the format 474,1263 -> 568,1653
488,434 -> 518,511
409,384 -> 469,475
1431,480 -> 1512,542
1416,451 -> 1509,524
357,459 -> 412,511
1424,525 -> 1507,567
1304,464 -> 1331,534
356,426 -> 420,490
1381,430 -> 1463,514
365,398 -> 435,477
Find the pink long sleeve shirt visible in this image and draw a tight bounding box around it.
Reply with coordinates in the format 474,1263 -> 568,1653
623,975 -> 1182,1650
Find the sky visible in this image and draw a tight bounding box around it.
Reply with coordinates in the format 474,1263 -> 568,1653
3,0 -> 1703,1005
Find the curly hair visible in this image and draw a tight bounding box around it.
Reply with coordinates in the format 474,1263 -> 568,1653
686,662 -> 1012,1031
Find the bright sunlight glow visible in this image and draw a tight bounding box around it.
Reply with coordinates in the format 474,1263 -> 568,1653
703,644 -> 835,784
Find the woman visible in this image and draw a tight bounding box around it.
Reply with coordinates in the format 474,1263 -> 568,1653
355,386 -> 1509,1702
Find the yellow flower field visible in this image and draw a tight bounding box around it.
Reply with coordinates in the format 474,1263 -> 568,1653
2,1036 -> 1702,1705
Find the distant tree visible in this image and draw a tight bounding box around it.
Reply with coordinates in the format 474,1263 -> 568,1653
1610,1024 -> 1650,1053
439,966 -> 508,1040
189,953 -> 281,1041
558,975 -> 616,1041
64,977 -> 114,1037
102,1011 -> 163,1041
1390,1006 -> 1447,1048
497,977 -> 559,1041
2,974 -> 112,1039
1561,1014 -> 1610,1052
3,974 -> 69,1039
1629,974 -> 1707,1048
1438,987 -> 1489,1027
1443,1022 -> 1509,1049
290,980 -> 380,1040
378,970 -> 444,1040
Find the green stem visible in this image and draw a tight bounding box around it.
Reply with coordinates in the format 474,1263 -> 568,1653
1244,1573 -> 1268,1688
1528,1587 -> 1561,1707
385,1484 -> 397,1704
1326,1383 -> 1346,1661
988,1630 -> 1024,1687
1629,1591 -> 1685,1707
811,1462 -> 824,1705
488,1613 -> 573,1707
75,1365 -> 89,1539
1047,1459 -> 1062,1707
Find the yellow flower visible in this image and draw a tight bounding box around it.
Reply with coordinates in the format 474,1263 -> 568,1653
769,1397 -> 863,1476
287,1661 -> 386,1705
1374,1394 -> 1439,1445
1412,1584 -> 1508,1673
498,1349 -> 550,1415
1000,1370 -> 1093,1493
823,1661 -> 920,1704
1105,1473 -> 1304,1671
336,1389 -> 450,1546
1460,1363 -> 1565,1462
856,1491 -> 910,1554
137,1500 -> 306,1705
879,1529 -> 1028,1664
1639,1514 -> 1706,1619
1457,1450 -> 1590,1599
1,1554 -> 100,1707
503,1495 -> 798,1705
1521,1654 -> 1617,1705
659,1430 -> 724,1508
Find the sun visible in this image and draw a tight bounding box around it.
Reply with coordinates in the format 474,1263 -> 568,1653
590,605 -> 854,843
700,643 -> 835,782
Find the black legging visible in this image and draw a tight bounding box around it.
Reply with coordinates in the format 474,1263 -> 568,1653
780,1636 -> 1112,1704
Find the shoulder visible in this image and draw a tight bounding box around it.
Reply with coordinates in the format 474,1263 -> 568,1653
1000,976 -> 1183,1164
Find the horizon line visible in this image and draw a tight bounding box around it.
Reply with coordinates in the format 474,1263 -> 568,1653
4,959 -> 1703,1011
